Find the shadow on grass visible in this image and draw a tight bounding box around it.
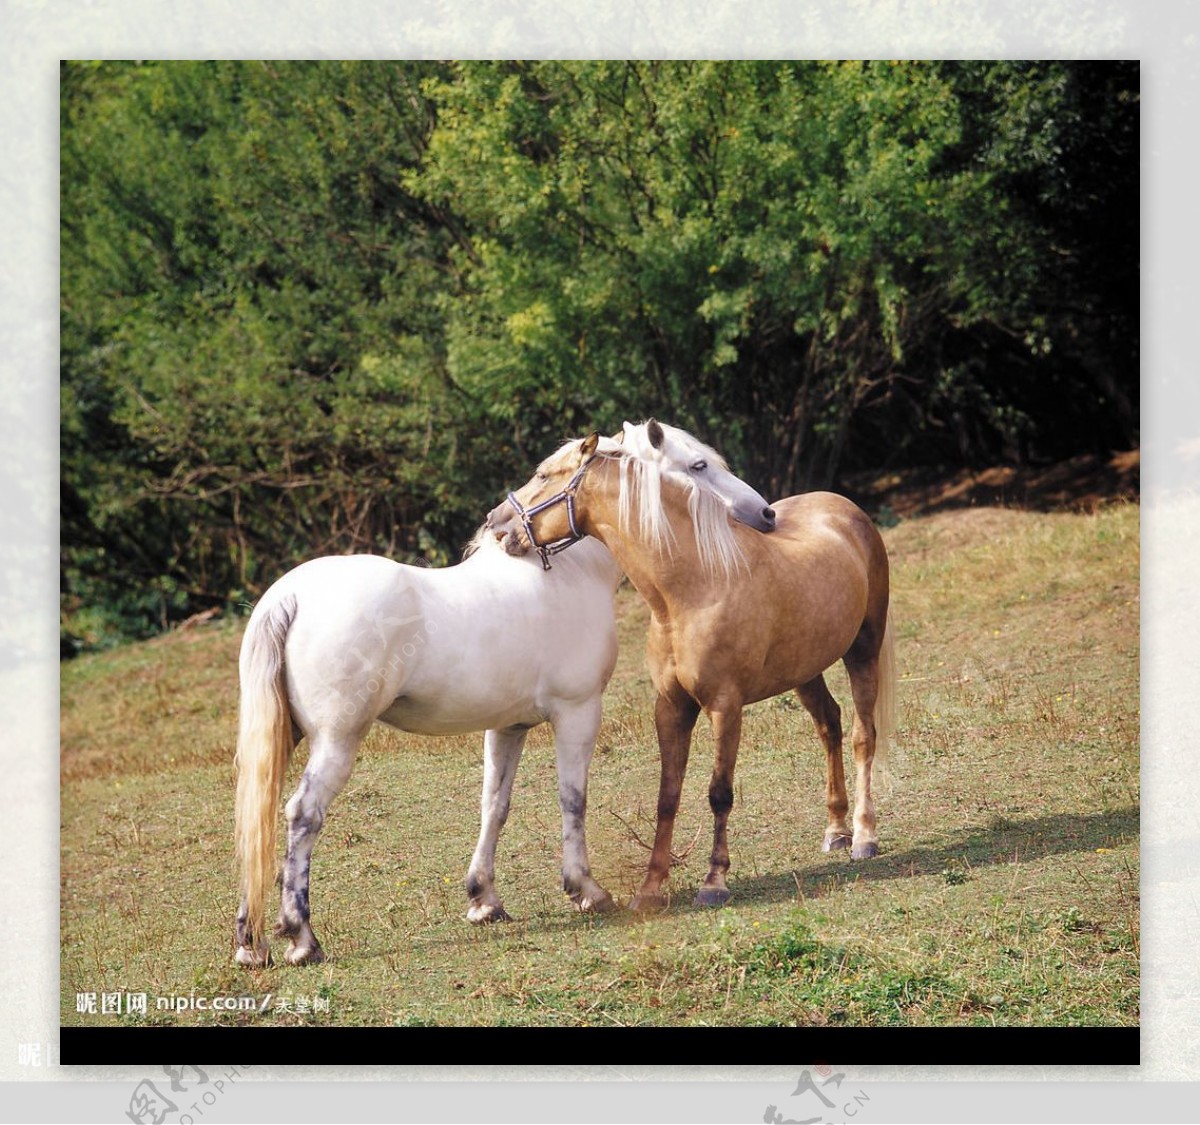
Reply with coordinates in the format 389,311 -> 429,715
730,805 -> 1140,906
339,806 -> 1140,963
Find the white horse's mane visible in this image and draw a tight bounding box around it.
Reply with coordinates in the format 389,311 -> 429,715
615,422 -> 746,581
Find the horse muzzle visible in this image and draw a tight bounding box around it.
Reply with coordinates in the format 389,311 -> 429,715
732,498 -> 777,533
485,501 -> 530,555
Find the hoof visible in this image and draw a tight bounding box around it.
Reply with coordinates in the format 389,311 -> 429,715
284,941 -> 325,966
694,885 -> 731,908
466,902 -> 513,924
823,833 -> 852,853
571,890 -> 617,914
628,892 -> 668,913
851,840 -> 879,860
234,945 -> 272,968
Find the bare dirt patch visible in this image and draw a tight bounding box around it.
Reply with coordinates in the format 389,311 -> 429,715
843,449 -> 1139,519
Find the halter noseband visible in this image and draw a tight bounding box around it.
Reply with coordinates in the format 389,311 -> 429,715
506,455 -> 595,571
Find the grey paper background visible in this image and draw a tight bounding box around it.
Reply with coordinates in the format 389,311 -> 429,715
3,0 -> 1194,1119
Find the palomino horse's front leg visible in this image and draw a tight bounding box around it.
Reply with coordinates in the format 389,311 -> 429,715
695,704 -> 743,906
465,726 -> 528,923
630,688 -> 700,911
551,700 -> 614,914
276,734 -> 357,965
795,676 -> 852,853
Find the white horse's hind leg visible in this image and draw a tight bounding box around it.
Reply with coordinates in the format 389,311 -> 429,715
465,726 -> 528,923
552,701 -> 614,913
277,731 -> 358,964
235,896 -> 270,967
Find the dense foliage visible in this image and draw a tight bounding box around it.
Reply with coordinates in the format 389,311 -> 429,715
61,60 -> 1138,650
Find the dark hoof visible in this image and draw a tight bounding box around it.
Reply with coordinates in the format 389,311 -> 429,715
823,834 -> 852,852
694,886 -> 731,908
851,841 -> 879,860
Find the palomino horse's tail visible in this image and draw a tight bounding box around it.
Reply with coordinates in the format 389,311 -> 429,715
873,608 -> 897,785
234,594 -> 297,954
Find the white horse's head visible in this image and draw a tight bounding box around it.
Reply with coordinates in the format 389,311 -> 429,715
618,419 -> 776,534
487,419 -> 774,578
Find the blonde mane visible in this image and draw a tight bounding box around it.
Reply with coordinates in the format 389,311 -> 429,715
616,423 -> 746,581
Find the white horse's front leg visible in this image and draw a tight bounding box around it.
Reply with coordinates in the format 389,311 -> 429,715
465,726 -> 528,923
552,701 -> 615,914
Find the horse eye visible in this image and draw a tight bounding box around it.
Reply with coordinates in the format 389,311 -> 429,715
691,460 -> 707,472
535,471 -> 548,482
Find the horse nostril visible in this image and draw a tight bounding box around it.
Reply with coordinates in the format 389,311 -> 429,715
763,507 -> 776,521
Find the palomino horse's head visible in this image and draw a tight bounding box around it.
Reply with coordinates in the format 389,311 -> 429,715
487,419 -> 775,571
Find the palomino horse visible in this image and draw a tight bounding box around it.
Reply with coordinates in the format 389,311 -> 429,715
234,442 -> 775,966
488,420 -> 895,909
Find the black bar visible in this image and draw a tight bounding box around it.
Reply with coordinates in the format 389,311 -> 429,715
61,1025 -> 1138,1067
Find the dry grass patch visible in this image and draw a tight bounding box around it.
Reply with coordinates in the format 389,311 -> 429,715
61,501 -> 1138,1027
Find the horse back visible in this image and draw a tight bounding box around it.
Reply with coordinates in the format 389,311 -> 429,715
764,490 -> 890,644
765,493 -> 887,576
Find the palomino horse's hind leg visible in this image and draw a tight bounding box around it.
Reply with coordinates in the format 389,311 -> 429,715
842,654 -> 881,860
795,676 -> 852,853
695,702 -> 744,907
276,733 -> 357,965
465,726 -> 528,923
551,700 -> 615,914
630,687 -> 700,911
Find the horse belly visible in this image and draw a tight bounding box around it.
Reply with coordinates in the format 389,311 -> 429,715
376,690 -> 543,737
378,579 -> 614,736
371,629 -> 555,735
669,566 -> 867,707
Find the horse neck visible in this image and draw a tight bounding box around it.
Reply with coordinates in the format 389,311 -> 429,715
580,460 -> 720,619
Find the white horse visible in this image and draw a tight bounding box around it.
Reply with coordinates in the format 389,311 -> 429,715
234,428 -> 774,967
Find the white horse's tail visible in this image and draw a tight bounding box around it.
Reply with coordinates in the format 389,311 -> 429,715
234,594 -> 297,953
873,608 -> 896,785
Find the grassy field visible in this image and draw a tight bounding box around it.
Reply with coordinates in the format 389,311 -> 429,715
60,501 -> 1139,1028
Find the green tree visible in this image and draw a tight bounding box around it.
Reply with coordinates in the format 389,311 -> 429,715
61,60 -> 1138,651
62,61 -> 462,648
411,61 -> 1136,496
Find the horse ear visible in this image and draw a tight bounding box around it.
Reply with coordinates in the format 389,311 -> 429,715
646,418 -> 665,449
580,432 -> 600,459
